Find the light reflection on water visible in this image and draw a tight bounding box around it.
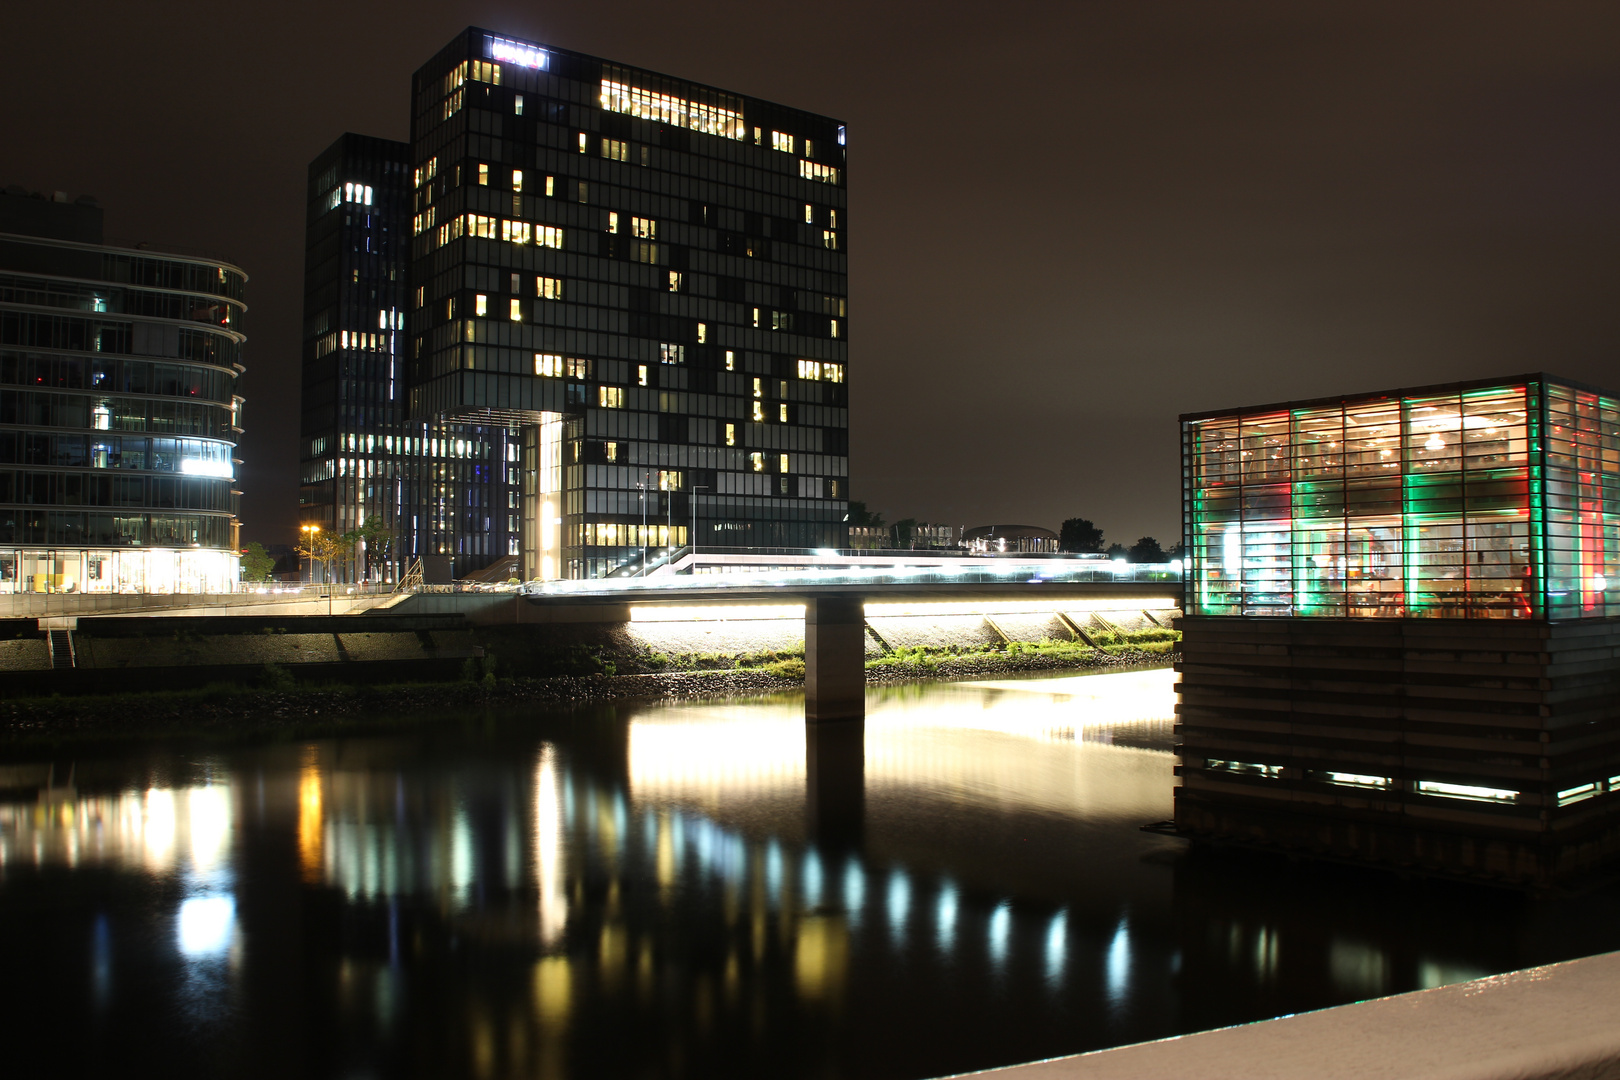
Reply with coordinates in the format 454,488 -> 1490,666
1,668 -> 1618,1079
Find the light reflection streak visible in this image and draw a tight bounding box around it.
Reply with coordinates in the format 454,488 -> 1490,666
802,848 -> 824,907
1106,918 -> 1132,1007
0,781 -> 231,878
988,903 -> 1010,968
844,858 -> 865,927
887,869 -> 911,945
936,881 -> 958,953
535,746 -> 568,946
1045,910 -> 1067,983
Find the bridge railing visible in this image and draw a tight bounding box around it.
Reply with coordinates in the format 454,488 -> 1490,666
519,563 -> 1182,598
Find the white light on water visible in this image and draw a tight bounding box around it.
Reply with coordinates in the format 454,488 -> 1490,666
177,895 -> 234,957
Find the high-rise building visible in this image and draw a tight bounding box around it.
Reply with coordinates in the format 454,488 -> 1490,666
0,187 -> 246,594
407,29 -> 850,579
299,134 -> 517,579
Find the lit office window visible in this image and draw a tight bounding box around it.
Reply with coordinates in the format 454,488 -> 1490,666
599,78 -> 746,140
772,131 -> 795,153
608,212 -> 619,234
660,343 -> 685,364
823,230 -> 838,250
536,276 -> 562,299
602,138 -> 628,162
578,132 -> 588,153
631,216 -> 656,239
668,271 -> 683,292
633,242 -> 659,264
512,169 -> 523,192
514,94 -> 524,115
779,454 -> 789,474
800,161 -> 840,184
637,365 -> 648,386
605,441 -> 619,462
804,203 -> 814,223
478,164 -> 489,186
779,404 -> 788,422
752,378 -> 762,398
535,354 -> 564,377
798,359 -> 821,380
599,386 -> 624,408
725,423 -> 736,447
697,322 -> 707,343
475,294 -> 488,316
751,452 -> 764,472
752,401 -> 764,422
509,299 -> 522,322
725,350 -> 736,371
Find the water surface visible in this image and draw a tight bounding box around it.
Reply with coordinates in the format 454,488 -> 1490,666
3,669 -> 1618,1079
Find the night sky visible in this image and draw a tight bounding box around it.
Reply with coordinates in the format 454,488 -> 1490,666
5,2 -> 1617,550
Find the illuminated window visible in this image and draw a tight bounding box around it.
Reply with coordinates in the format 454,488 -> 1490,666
772,131 -> 795,153
633,242 -> 659,263
637,365 -> 648,386
599,77 -> 746,140
822,230 -> 838,250
536,276 -> 562,299
779,404 -> 788,422
602,138 -> 628,162
546,175 -> 555,197
578,132 -> 588,153
605,441 -> 618,462
478,163 -> 489,186
660,343 -> 685,364
752,378 -> 762,398
658,470 -> 683,491
804,203 -> 813,223
798,359 -> 821,380
725,350 -> 736,371
697,322 -> 707,343
725,423 -> 736,447
566,357 -> 591,379
631,216 -> 657,239
509,299 -> 522,322
800,160 -> 840,184
831,318 -> 840,338
514,94 -> 524,115
501,220 -> 531,245
512,169 -> 523,192
752,401 -> 764,422
607,211 -> 619,234
771,311 -> 793,331
668,271 -> 683,292
599,386 -> 624,408
535,353 -> 564,377
464,213 -> 497,238
824,362 -> 844,383
446,298 -> 455,319
750,452 -> 764,472
779,453 -> 789,473
475,294 -> 488,316
443,88 -> 463,119
535,225 -> 562,248
752,307 -> 761,328
415,286 -> 425,308
830,480 -> 839,497
414,157 -> 438,188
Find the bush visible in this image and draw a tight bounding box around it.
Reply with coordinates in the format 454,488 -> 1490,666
766,657 -> 806,680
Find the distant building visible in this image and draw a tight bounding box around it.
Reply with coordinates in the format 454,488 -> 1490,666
962,524 -> 1058,554
404,28 -> 850,579
299,134 -> 517,579
1177,373 -> 1620,886
849,523 -> 960,550
0,187 -> 246,594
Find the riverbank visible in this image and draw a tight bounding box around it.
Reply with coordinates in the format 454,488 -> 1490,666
0,644 -> 1174,745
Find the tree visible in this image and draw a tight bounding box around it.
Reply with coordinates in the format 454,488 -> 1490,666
1104,542 -> 1128,559
342,517 -> 395,583
298,531 -> 346,585
1165,540 -> 1186,560
846,501 -> 885,528
1059,518 -> 1105,553
891,517 -> 919,548
1128,536 -> 1165,563
240,541 -> 275,583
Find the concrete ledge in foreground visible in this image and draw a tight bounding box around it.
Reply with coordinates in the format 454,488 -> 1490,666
949,950 -> 1620,1080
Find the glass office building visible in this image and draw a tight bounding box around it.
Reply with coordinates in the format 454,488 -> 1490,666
300,134 -> 517,577
1182,374 -> 1619,621
0,188 -> 245,593
407,29 -> 849,579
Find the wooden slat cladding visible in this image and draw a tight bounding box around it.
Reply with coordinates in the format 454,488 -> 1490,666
1174,615 -> 1620,886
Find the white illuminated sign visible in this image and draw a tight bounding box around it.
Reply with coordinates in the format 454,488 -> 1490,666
488,36 -> 548,69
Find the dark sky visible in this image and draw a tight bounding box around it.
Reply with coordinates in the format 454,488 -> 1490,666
5,1 -> 1617,549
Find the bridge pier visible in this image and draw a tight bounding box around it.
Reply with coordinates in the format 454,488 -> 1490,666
804,596 -> 865,722
806,719 -> 864,848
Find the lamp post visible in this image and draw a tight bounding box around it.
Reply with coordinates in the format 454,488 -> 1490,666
300,523 -> 320,587
638,474 -> 649,576
689,485 -> 708,572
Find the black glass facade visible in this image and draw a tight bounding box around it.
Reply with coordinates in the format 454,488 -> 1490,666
299,134 -> 517,577
0,190 -> 245,593
407,29 -> 850,578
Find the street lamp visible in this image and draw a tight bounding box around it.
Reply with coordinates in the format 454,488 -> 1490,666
300,523 -> 320,586
637,474 -> 649,576
689,485 -> 709,571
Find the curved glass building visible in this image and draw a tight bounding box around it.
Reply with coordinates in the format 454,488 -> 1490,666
0,188 -> 245,594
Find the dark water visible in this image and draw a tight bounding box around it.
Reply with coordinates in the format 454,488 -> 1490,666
4,669 -> 1620,1079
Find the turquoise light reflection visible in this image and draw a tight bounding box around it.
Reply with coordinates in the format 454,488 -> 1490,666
936,881 -> 958,954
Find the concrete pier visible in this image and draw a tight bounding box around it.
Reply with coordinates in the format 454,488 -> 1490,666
805,596 -> 867,722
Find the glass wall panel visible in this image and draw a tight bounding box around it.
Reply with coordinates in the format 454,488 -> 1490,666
1181,376 -> 1617,619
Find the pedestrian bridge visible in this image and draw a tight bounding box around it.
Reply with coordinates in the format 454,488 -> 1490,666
498,560 -> 1183,722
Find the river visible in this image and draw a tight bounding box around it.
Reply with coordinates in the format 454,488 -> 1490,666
3,668 -> 1619,1078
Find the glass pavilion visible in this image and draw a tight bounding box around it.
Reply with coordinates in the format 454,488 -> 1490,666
1182,374 -> 1619,620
